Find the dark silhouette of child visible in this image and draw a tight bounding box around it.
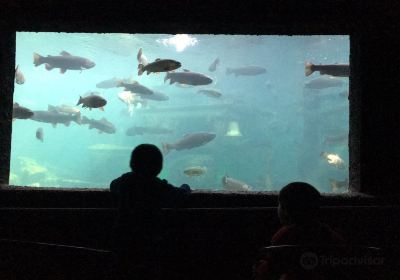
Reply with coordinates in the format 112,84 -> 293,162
254,182 -> 344,280
110,143 -> 191,280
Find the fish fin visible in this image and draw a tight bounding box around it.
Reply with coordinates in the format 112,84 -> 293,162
60,68 -> 67,74
147,71 -> 151,75
65,121 -> 70,127
169,79 -> 174,85
137,48 -> 143,62
164,73 -> 170,83
226,68 -> 232,75
183,69 -> 190,72
52,123 -> 57,128
14,102 -> 19,107
45,64 -> 54,71
138,64 -> 144,76
76,96 -> 83,106
305,62 -> 314,76
33,53 -> 44,66
155,58 -> 161,61
99,107 -> 104,111
60,51 -> 71,56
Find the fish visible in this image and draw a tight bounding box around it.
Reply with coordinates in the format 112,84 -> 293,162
197,89 -> 222,98
164,70 -> 213,86
320,152 -> 346,169
76,94 -> 107,111
208,57 -> 220,72
139,91 -> 169,101
36,127 -> 43,142
33,51 -> 95,74
226,66 -> 266,76
305,76 -> 344,89
137,48 -> 181,75
15,65 -> 25,84
96,77 -> 121,89
48,104 -> 80,115
184,166 -> 207,177
222,175 -> 252,191
13,103 -> 34,119
30,110 -> 81,127
323,133 -> 348,146
117,80 -> 154,95
136,48 -> 148,66
162,132 -> 216,154
126,126 -> 173,136
305,62 -> 349,77
118,91 -> 136,116
81,116 -> 116,134
329,178 -> 349,192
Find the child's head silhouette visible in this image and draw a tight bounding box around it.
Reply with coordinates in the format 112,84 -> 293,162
278,182 -> 321,225
130,144 -> 163,177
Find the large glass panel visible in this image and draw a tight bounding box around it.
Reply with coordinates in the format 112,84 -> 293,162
10,33 -> 349,192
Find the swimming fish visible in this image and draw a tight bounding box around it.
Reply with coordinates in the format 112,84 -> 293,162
320,152 -> 346,169
197,89 -> 222,98
226,66 -> 266,76
118,91 -> 135,116
305,62 -> 349,77
77,94 -> 107,111
33,51 -> 95,74
184,166 -> 207,177
15,65 -> 25,84
305,76 -> 344,89
164,70 -> 213,86
208,58 -> 220,72
13,103 -> 34,119
162,132 -> 216,154
81,116 -> 116,134
36,127 -> 43,142
329,178 -> 349,192
117,80 -> 154,95
136,48 -> 148,66
222,175 -> 252,191
48,104 -> 80,115
30,110 -> 81,127
96,77 -> 121,89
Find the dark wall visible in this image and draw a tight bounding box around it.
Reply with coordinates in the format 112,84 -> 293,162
1,0 -> 400,196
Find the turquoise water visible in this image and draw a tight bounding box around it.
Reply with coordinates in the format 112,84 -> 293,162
11,33 -> 349,192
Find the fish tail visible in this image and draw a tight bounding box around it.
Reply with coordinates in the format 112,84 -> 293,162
162,142 -> 170,155
74,112 -> 82,125
33,53 -> 44,66
81,116 -> 89,124
138,64 -> 144,76
226,68 -> 232,75
137,48 -> 143,62
305,62 -> 314,76
45,64 -> 54,71
76,96 -> 83,106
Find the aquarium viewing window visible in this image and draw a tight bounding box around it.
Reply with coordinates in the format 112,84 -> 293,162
10,32 -> 350,193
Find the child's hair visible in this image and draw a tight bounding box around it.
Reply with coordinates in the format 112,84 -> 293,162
279,182 -> 321,224
130,144 -> 163,176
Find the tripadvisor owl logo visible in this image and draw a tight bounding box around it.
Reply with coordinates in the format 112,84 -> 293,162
300,251 -> 384,270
